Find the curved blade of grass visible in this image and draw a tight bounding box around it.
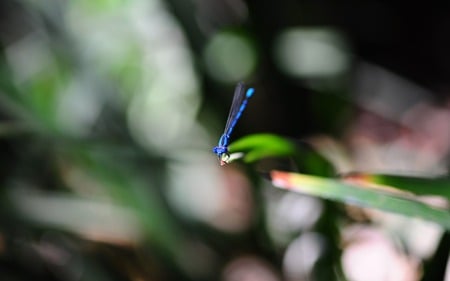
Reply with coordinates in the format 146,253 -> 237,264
228,134 -> 335,176
270,170 -> 450,229
342,173 -> 450,199
228,133 -> 296,162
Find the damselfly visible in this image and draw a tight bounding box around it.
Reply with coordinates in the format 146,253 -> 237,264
213,82 -> 255,165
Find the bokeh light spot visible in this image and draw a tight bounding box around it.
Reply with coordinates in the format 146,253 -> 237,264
203,31 -> 257,83
274,28 -> 349,78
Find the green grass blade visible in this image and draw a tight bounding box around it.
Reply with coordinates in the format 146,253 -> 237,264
228,133 -> 296,161
270,171 -> 450,229
229,133 -> 335,176
342,173 -> 450,199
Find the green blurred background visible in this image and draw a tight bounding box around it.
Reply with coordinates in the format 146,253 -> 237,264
0,0 -> 449,280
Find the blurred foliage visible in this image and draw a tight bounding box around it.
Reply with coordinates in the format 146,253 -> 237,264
0,0 -> 449,281
229,133 -> 335,176
270,170 -> 450,229
230,134 -> 450,228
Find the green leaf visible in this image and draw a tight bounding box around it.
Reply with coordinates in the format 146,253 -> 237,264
270,170 -> 450,229
229,133 -> 296,161
343,173 -> 450,199
228,133 -> 335,176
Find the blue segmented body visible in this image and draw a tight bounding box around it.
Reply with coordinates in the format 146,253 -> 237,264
213,82 -> 254,165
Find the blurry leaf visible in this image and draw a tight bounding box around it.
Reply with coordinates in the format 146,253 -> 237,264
228,133 -> 335,176
229,133 -> 296,161
65,145 -> 184,253
0,121 -> 30,137
342,173 -> 450,199
26,72 -> 60,126
270,170 -> 450,229
10,189 -> 145,245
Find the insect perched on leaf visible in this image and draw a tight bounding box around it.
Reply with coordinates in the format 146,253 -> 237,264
213,82 -> 255,165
